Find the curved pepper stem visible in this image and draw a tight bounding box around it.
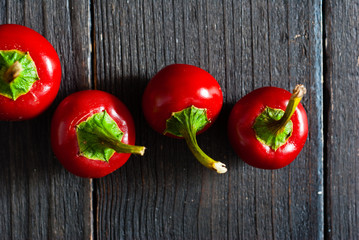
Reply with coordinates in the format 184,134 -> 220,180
181,127 -> 227,173
165,106 -> 227,174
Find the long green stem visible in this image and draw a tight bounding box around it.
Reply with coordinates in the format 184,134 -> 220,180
164,106 -> 227,173
180,126 -> 227,174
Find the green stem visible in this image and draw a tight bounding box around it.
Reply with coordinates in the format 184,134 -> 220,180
253,84 -> 307,151
273,84 -> 306,132
164,106 -> 227,173
106,139 -> 146,156
180,126 -> 227,174
89,124 -> 146,156
76,110 -> 146,161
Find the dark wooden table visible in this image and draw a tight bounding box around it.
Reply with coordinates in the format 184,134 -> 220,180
0,1 -> 357,239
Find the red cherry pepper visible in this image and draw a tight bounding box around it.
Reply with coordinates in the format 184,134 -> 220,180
0,24 -> 61,121
228,85 -> 308,169
142,64 -> 227,173
51,90 -> 145,178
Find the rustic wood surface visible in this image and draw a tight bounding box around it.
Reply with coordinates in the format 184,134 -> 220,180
0,1 -> 92,239
0,0 -> 356,239
324,1 -> 359,239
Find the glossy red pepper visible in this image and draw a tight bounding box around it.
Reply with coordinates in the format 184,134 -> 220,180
51,90 -> 145,178
0,24 -> 61,120
228,85 -> 308,169
142,64 -> 227,173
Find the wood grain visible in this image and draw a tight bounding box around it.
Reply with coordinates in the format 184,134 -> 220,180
93,0 -> 323,239
324,0 -> 359,239
0,0 -> 337,239
0,0 -> 93,239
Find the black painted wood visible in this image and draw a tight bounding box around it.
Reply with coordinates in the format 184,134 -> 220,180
324,0 -> 359,239
93,1 -> 323,239
0,0 -> 93,239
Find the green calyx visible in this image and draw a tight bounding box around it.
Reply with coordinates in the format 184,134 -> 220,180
165,106 -> 227,174
253,107 -> 293,151
76,110 -> 145,162
253,84 -> 307,151
0,50 -> 40,100
165,105 -> 209,137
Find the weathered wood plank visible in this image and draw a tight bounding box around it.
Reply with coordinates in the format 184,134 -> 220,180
286,1 -> 324,239
93,0 -> 323,239
0,0 -> 93,239
324,0 -> 359,239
